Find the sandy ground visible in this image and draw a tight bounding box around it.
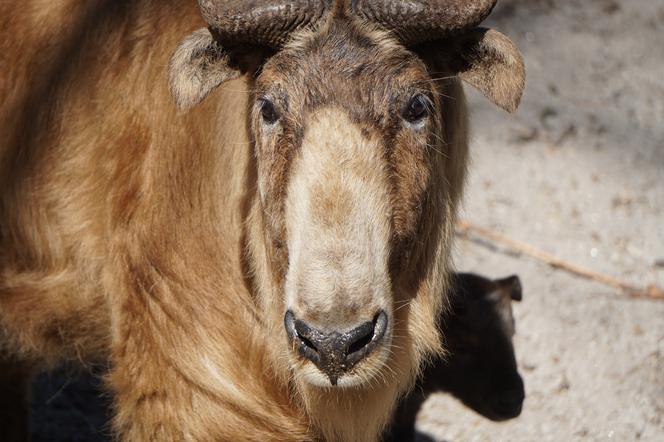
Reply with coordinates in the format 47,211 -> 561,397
417,0 -> 664,440
30,0 -> 664,441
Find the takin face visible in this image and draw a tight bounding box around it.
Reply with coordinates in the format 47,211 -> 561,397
170,0 -> 525,392
261,22 -> 448,388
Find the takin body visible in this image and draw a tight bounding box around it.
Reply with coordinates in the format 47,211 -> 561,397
387,273 -> 526,441
0,1 -> 524,441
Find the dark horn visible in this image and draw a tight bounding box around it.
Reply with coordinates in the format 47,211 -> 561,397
198,0 -> 331,48
350,0 -> 498,45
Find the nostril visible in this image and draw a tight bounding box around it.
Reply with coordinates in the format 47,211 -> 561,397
299,334 -> 318,352
346,327 -> 374,355
346,311 -> 383,356
344,310 -> 388,364
284,311 -> 323,363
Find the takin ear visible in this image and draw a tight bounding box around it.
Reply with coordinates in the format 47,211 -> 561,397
169,28 -> 244,110
422,28 -> 525,113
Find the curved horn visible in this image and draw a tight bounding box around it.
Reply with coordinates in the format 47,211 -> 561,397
198,0 -> 331,48
350,0 -> 498,45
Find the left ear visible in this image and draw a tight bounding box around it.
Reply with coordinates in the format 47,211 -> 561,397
169,28 -> 271,110
420,28 -> 526,113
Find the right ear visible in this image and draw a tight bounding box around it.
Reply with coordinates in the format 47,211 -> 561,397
169,28 -> 243,110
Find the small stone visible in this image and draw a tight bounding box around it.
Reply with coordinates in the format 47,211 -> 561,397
576,428 -> 589,437
602,1 -> 620,15
556,374 -> 571,392
511,126 -> 539,143
522,362 -> 537,372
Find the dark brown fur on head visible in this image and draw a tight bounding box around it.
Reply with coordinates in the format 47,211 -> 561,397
252,18 -> 440,274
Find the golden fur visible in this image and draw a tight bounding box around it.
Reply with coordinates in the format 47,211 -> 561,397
0,1 -> 523,441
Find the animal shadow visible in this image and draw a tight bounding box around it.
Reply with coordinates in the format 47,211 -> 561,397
386,273 -> 525,442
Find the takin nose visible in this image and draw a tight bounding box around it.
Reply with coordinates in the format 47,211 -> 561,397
284,310 -> 388,386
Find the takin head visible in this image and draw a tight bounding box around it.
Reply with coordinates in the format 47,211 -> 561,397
169,0 -> 525,390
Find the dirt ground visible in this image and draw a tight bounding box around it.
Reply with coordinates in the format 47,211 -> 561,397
30,0 -> 664,441
417,0 -> 664,440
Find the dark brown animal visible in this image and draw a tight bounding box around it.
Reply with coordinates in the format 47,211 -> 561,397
0,1 -> 524,440
387,273 -> 525,441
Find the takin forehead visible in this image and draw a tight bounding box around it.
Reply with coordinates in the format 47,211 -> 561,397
257,19 -> 433,124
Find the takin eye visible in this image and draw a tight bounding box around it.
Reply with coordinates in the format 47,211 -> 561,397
259,98 -> 280,125
401,94 -> 431,125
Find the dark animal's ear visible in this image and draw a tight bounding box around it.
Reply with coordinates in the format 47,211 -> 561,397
496,275 -> 522,301
421,28 -> 525,113
169,28 -> 244,110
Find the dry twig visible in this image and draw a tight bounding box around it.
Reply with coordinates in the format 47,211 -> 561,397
456,220 -> 664,301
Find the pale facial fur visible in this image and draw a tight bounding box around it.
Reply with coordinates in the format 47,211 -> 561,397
283,108 -> 393,387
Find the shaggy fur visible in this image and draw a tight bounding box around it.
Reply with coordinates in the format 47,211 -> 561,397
0,1 -> 523,441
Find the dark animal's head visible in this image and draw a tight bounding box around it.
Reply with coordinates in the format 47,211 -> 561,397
169,0 -> 525,392
439,273 -> 525,420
